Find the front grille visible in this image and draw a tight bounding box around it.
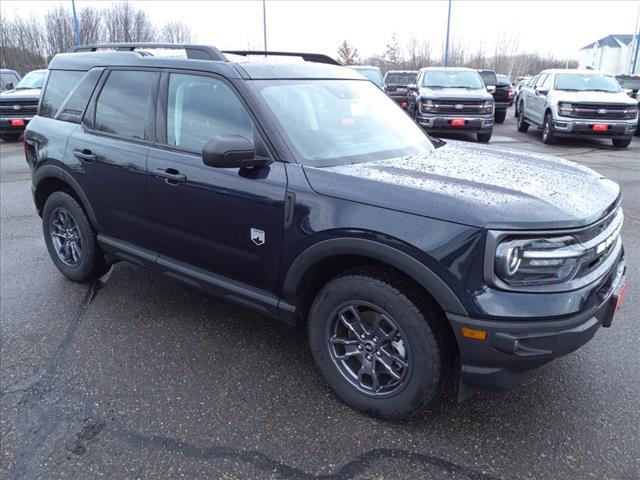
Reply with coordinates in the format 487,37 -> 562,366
574,208 -> 623,279
565,103 -> 635,119
427,100 -> 486,115
0,100 -> 38,116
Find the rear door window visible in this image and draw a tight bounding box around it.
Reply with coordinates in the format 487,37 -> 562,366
94,70 -> 158,140
40,70 -> 85,118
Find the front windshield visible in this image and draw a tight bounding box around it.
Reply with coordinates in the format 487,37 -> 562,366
253,79 -> 433,167
423,70 -> 484,89
385,72 -> 417,85
555,73 -> 621,93
15,71 -> 46,90
617,76 -> 640,90
353,68 -> 384,89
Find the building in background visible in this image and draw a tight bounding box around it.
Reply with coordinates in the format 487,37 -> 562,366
578,34 -> 637,74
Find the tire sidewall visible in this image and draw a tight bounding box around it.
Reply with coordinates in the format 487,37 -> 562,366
42,192 -> 101,282
308,275 -> 441,418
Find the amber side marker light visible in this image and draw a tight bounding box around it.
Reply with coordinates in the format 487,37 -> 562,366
461,327 -> 487,341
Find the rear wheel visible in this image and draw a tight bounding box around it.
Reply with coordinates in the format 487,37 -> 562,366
516,105 -> 529,132
1,133 -> 21,142
308,268 -> 450,418
612,137 -> 632,148
477,131 -> 492,143
541,112 -> 557,144
494,110 -> 507,124
42,191 -> 108,282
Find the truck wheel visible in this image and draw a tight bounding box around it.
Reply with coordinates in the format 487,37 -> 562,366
516,106 -> 529,132
541,113 -> 557,145
477,131 -> 492,143
494,110 -> 506,124
612,138 -> 632,148
308,268 -> 450,419
1,133 -> 21,142
42,191 -> 108,282
514,102 -> 518,117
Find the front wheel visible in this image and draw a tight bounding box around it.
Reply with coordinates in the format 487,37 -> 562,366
516,106 -> 529,132
477,131 -> 492,143
612,137 -> 632,148
494,110 -> 507,124
42,191 -> 108,282
541,113 -> 557,144
308,268 -> 450,418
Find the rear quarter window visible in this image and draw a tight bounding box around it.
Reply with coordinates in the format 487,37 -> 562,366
40,70 -> 85,118
56,69 -> 103,123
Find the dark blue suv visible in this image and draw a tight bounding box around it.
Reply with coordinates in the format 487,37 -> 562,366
25,44 -> 627,418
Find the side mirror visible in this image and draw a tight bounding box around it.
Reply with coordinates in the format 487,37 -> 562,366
408,84 -> 419,92
486,85 -> 496,93
202,135 -> 271,168
5,82 -> 13,90
536,87 -> 549,96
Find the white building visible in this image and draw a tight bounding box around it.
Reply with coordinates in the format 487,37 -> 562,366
578,34 -> 637,74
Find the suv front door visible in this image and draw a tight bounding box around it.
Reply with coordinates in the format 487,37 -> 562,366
146,71 -> 287,295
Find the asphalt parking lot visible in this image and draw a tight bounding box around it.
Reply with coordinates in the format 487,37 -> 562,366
1,110 -> 639,480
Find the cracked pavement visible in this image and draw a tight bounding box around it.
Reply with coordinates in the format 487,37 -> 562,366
1,112 -> 639,479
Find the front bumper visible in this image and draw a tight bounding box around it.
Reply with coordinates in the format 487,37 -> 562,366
449,259 -> 626,392
0,116 -> 32,133
551,117 -> 637,139
416,114 -> 494,132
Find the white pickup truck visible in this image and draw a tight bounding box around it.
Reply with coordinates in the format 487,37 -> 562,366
516,69 -> 638,148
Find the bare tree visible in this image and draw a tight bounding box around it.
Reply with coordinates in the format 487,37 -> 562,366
161,21 -> 194,43
43,6 -> 75,59
337,40 -> 360,65
405,36 -> 433,70
104,1 -> 156,43
79,7 -> 104,44
383,33 -> 403,68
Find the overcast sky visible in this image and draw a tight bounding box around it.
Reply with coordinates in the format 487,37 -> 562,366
2,1 -> 639,59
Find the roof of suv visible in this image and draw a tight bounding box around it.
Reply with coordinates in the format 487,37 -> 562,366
49,45 -> 363,81
419,66 -> 477,72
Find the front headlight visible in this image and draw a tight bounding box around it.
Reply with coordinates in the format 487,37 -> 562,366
495,235 -> 584,286
558,102 -> 574,115
421,99 -> 434,111
481,100 -> 493,112
623,106 -> 638,118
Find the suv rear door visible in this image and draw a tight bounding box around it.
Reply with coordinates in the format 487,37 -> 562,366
146,70 -> 287,295
67,68 -> 160,248
529,73 -> 550,124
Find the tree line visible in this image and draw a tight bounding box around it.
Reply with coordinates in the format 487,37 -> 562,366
338,34 -> 578,80
1,1 -> 194,74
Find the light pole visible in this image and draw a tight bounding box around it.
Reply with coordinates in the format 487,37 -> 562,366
71,0 -> 80,46
444,0 -> 452,67
262,0 -> 268,54
631,3 -> 640,73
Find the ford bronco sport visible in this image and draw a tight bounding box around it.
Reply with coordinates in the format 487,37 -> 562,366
26,44 -> 627,418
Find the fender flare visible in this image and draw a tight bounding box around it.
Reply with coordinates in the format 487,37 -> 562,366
282,238 -> 467,316
33,164 -> 101,230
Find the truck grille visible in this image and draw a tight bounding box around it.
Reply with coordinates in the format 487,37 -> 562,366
0,100 -> 39,116
567,103 -> 635,119
430,100 -> 486,115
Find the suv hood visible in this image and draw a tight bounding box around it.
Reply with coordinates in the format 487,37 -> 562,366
420,87 -> 492,100
552,90 -> 636,105
303,141 -> 619,229
0,89 -> 41,100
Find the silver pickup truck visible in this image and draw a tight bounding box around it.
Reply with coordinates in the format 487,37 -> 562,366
516,69 -> 637,148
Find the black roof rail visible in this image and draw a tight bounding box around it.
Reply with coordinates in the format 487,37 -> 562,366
69,43 -> 228,61
222,50 -> 341,66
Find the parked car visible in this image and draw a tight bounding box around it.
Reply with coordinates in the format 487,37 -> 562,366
27,44 -> 626,418
616,74 -> 640,135
513,76 -> 533,117
0,69 -> 47,141
478,69 -> 509,123
0,69 -> 21,92
349,65 -> 384,90
517,69 -> 638,148
496,74 -> 514,107
383,70 -> 418,108
408,67 -> 494,142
